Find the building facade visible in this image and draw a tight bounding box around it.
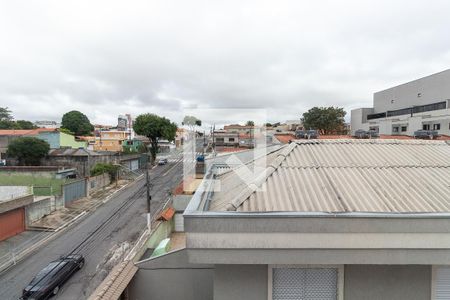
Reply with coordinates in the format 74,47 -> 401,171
37,130 -> 87,149
129,139 -> 450,300
94,130 -> 131,152
351,69 -> 450,136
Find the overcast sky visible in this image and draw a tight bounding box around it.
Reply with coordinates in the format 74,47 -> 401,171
1,0 -> 450,125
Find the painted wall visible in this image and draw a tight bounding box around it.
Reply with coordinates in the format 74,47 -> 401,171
214,264 -> 268,300
38,131 -> 60,148
344,265 -> 431,300
60,132 -> 87,148
129,250 -> 214,300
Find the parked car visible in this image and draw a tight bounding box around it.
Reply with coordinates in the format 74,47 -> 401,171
354,129 -> 379,139
158,158 -> 168,165
22,254 -> 84,299
295,130 -> 305,139
413,130 -> 439,139
305,129 -> 319,139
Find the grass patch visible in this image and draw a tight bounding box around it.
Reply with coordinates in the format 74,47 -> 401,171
0,174 -> 68,196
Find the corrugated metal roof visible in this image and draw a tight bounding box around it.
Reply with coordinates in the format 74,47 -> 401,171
208,139 -> 450,213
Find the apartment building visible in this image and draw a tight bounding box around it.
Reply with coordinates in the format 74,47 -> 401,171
351,69 -> 450,136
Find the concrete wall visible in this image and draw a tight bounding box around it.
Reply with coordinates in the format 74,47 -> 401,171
129,249 -> 214,300
373,69 -> 450,113
0,186 -> 30,201
0,194 -> 33,214
214,264 -> 267,300
87,174 -> 110,194
344,265 -> 431,300
37,131 -> 60,148
25,197 -> 53,225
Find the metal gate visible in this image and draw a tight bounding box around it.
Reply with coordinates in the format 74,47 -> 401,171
0,208 -> 25,241
272,268 -> 338,300
63,179 -> 86,206
433,267 -> 450,299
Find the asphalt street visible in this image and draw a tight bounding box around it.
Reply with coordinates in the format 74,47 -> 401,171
0,150 -> 185,300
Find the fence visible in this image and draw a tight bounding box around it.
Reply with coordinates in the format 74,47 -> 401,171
63,179 -> 87,206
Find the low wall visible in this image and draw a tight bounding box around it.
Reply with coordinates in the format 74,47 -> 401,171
88,174 -> 111,194
0,194 -> 33,214
0,167 -> 58,178
0,186 -> 30,201
25,197 -> 54,225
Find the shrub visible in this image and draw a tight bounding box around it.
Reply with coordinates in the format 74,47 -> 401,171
91,163 -> 120,180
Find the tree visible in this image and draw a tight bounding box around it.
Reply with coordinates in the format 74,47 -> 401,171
7,137 -> 50,166
301,107 -> 346,135
265,122 -> 272,127
14,120 -> 36,129
0,107 -> 13,121
133,114 -> 177,163
246,120 -> 255,126
182,115 -> 202,130
61,110 -> 94,136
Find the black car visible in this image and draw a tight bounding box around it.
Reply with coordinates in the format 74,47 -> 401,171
158,158 -> 168,165
22,254 -> 84,299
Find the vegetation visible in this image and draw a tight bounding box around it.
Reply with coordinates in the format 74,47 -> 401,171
91,163 -> 120,180
0,174 -> 66,196
301,106 -> 346,135
246,120 -> 255,126
61,110 -> 94,136
133,113 -> 177,163
0,107 -> 37,129
7,137 -> 50,166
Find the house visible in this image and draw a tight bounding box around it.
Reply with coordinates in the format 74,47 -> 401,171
34,120 -> 60,129
212,131 -> 239,147
224,124 -> 262,134
94,130 -> 131,152
37,129 -> 87,149
351,69 -> 450,136
0,190 -> 33,241
129,139 -> 450,300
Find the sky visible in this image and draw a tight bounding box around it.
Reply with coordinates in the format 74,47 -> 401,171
1,0 -> 450,126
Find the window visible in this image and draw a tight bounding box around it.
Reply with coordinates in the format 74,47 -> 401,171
392,126 -> 399,133
401,126 -> 407,132
432,266 -> 450,299
228,138 -> 235,142
423,124 -> 430,130
269,266 -> 343,300
433,124 -> 441,130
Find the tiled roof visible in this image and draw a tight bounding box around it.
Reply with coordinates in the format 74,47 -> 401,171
208,139 -> 450,213
0,128 -> 57,136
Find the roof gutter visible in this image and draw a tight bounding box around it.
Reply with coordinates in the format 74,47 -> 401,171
184,210 -> 450,219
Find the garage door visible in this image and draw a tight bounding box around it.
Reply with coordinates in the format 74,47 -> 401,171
0,208 -> 25,241
433,266 -> 450,299
272,267 -> 338,300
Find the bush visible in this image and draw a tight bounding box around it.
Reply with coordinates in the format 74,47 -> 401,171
7,137 -> 50,165
91,163 -> 120,181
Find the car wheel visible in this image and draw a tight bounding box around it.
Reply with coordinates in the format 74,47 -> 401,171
78,261 -> 84,269
53,286 -> 60,295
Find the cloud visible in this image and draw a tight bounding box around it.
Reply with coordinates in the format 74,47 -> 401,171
0,0 -> 450,125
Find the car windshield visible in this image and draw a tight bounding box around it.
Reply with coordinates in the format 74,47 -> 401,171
30,261 -> 67,286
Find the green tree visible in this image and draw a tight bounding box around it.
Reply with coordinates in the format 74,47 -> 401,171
7,137 -> 50,166
133,113 -> 177,163
0,107 -> 13,121
61,110 -> 94,136
91,163 -> 120,180
246,120 -> 255,126
14,120 -> 36,129
301,107 -> 346,135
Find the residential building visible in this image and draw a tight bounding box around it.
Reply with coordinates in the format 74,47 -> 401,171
212,131 -> 239,147
34,120 -> 60,129
285,119 -> 302,131
37,129 -> 87,149
94,130 -> 131,152
129,139 -> 450,300
0,191 -> 33,241
351,69 -> 450,136
224,124 -> 262,134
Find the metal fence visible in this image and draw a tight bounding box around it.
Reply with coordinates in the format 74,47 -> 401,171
63,179 -> 87,206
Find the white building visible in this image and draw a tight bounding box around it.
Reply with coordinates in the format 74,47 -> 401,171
34,120 -> 60,129
351,69 -> 450,136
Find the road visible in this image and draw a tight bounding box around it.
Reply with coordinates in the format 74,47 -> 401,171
0,150 -> 186,300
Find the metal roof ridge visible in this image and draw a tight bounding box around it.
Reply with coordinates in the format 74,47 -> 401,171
226,143 -> 298,211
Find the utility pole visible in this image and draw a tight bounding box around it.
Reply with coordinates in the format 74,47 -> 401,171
146,167 -> 151,231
